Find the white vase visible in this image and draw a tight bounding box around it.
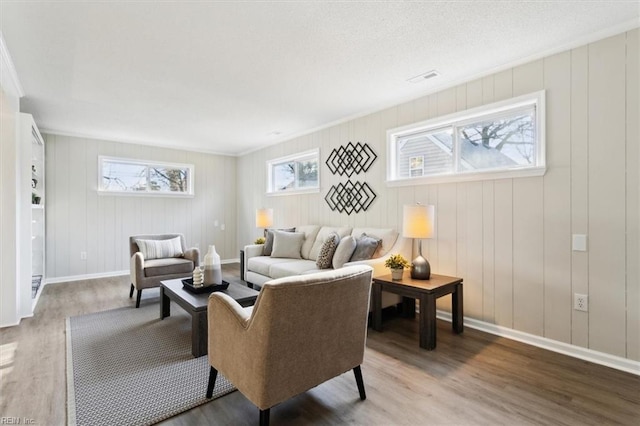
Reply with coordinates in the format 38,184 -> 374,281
203,245 -> 222,285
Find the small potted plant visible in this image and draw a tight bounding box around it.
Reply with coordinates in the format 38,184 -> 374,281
384,254 -> 410,280
254,236 -> 266,245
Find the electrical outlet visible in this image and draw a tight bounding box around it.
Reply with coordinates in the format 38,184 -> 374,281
574,293 -> 588,312
80,251 -> 87,260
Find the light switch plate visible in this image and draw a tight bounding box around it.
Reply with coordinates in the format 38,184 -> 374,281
572,234 -> 587,252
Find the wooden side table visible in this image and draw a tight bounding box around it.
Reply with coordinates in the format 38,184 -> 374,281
372,273 -> 463,350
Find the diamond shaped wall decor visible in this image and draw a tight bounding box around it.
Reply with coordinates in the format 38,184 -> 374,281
326,142 -> 377,177
324,180 -> 377,215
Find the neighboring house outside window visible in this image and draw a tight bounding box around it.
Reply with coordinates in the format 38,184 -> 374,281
387,91 -> 545,186
267,149 -> 320,195
98,156 -> 194,196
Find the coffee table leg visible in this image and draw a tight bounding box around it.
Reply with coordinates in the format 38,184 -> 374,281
452,282 -> 464,334
372,282 -> 382,331
192,311 -> 208,357
160,286 -> 170,319
419,294 -> 437,350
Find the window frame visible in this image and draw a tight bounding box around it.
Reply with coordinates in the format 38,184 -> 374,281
386,90 -> 546,186
266,148 -> 320,196
98,156 -> 194,197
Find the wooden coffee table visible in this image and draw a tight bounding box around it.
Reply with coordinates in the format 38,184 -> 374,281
372,273 -> 463,350
160,277 -> 259,357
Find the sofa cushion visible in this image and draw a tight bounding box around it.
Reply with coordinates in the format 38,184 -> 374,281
316,232 -> 340,269
296,225 -> 321,259
309,226 -> 353,261
269,260 -> 318,279
263,228 -> 295,256
135,237 -> 183,260
248,256 -> 292,276
351,227 -> 398,258
332,235 -> 357,269
271,231 -> 305,259
144,258 -> 193,277
349,233 -> 381,262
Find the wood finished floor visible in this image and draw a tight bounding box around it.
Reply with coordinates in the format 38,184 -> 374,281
1,264 -> 638,425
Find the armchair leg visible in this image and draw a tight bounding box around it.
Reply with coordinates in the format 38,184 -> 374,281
259,408 -> 270,426
135,290 -> 142,308
129,284 -> 134,298
206,366 -> 218,398
353,366 -> 366,400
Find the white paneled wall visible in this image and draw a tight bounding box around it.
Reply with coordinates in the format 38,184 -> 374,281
237,30 -> 639,361
44,135 -> 237,279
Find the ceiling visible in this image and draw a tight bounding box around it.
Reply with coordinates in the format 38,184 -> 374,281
2,1 -> 638,156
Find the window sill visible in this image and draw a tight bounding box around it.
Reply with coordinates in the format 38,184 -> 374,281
97,190 -> 194,198
386,166 -> 547,187
266,187 -> 320,197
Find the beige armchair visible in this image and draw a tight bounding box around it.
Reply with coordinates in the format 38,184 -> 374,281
129,233 -> 199,308
206,265 -> 373,426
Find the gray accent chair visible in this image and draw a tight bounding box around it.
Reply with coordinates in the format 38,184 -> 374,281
206,265 -> 373,426
129,234 -> 200,308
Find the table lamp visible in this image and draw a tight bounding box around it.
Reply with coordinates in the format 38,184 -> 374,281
402,203 -> 435,280
255,208 -> 273,236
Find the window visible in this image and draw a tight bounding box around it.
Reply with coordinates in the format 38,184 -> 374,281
387,91 -> 545,185
267,149 -> 319,195
98,156 -> 194,196
409,156 -> 424,177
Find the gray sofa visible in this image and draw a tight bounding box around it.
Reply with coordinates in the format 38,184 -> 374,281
244,225 -> 412,309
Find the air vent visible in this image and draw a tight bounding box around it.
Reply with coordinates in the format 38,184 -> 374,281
407,70 -> 440,83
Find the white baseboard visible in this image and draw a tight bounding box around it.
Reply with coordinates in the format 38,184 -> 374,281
46,270 -> 130,284
437,310 -> 640,376
46,259 -> 241,284
43,269 -> 639,376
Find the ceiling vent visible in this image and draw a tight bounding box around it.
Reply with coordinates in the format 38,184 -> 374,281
407,70 -> 440,83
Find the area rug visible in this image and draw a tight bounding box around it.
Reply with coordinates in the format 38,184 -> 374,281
66,304 -> 235,426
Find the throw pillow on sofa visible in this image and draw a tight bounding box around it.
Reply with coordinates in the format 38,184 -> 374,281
349,233 -> 381,262
271,230 -> 305,259
316,232 -> 340,269
332,235 -> 357,269
263,227 -> 295,256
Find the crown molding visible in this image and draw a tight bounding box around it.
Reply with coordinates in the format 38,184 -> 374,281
0,32 -> 25,98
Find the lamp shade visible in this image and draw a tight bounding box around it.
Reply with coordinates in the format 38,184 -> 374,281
255,208 -> 273,228
402,204 -> 434,239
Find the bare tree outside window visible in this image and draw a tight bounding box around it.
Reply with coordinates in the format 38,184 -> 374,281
150,167 -> 188,192
99,157 -> 193,195
389,91 -> 543,184
269,150 -> 319,193
459,110 -> 535,171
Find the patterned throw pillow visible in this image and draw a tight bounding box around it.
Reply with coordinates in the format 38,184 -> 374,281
316,232 -> 340,269
349,233 -> 381,262
135,237 -> 183,260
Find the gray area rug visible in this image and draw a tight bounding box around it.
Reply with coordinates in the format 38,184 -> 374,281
66,303 -> 235,426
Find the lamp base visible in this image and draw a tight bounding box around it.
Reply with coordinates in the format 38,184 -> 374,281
410,255 -> 431,280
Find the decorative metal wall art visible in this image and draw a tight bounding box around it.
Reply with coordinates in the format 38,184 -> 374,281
326,142 -> 377,177
325,180 -> 377,216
